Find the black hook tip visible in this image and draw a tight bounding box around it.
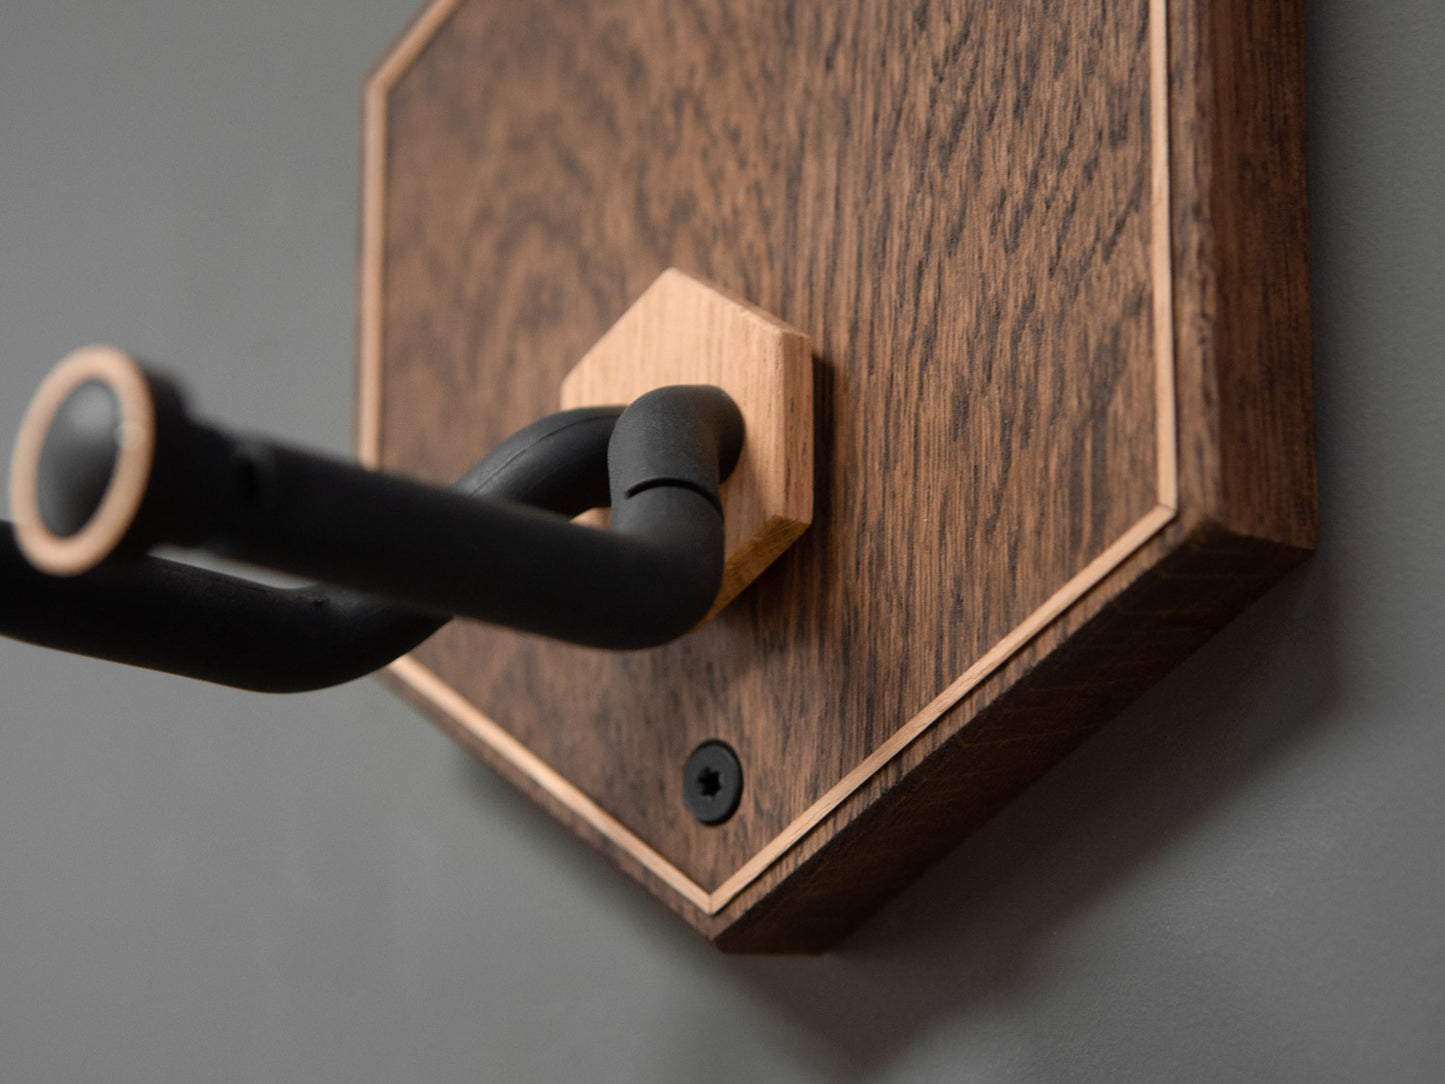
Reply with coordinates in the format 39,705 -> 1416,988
35,379 -> 123,538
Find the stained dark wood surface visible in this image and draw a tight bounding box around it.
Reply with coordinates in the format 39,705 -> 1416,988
365,0 -> 1314,949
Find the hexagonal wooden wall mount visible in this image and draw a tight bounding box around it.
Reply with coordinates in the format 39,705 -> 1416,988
359,0 -> 1315,952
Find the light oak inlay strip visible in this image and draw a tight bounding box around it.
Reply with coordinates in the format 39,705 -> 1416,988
1150,0 -> 1179,512
388,655 -> 714,913
359,0 -> 467,468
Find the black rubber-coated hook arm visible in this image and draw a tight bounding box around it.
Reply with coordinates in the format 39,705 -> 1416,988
0,404 -> 621,691
4,345 -> 744,681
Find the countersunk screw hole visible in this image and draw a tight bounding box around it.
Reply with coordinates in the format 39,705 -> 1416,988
683,741 -> 742,826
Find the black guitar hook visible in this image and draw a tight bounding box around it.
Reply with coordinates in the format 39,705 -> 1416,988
2,346 -> 744,689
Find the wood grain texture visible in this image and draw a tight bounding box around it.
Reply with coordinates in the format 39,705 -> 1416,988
359,0 -> 1314,950
560,268 -> 813,618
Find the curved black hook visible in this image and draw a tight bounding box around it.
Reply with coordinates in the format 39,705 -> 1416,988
4,347 -> 745,687
0,405 -> 620,691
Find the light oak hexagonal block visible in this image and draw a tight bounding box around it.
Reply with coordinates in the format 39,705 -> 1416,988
561,269 -> 813,619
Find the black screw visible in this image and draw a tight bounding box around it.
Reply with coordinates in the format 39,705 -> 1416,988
683,740 -> 743,825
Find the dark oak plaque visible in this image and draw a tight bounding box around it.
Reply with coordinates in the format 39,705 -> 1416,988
360,0 -> 1314,951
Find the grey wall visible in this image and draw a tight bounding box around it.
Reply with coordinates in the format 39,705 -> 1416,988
1,1 -> 1441,1080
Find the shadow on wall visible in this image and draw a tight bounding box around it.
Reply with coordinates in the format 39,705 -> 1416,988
713,557 -> 1337,1076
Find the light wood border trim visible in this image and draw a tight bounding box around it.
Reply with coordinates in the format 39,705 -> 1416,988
362,0 -> 1178,916
1150,0 -> 1179,511
10,345 -> 156,577
389,655 -> 713,911
359,0 -> 467,468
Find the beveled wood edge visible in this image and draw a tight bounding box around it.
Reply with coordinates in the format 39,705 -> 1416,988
708,503 -> 1177,907
10,345 -> 157,577
706,512 -> 810,621
359,0 -> 1180,917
